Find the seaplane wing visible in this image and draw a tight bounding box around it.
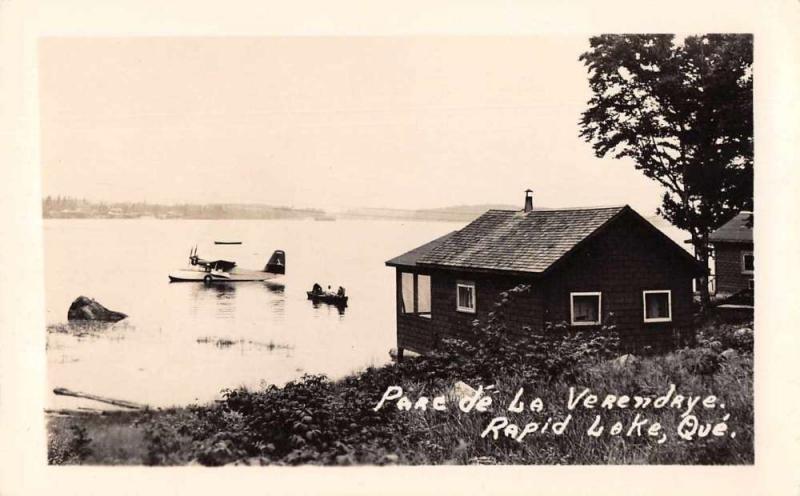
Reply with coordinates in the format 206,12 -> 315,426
195,259 -> 237,272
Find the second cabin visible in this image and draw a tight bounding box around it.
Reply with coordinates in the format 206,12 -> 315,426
385,191 -> 706,358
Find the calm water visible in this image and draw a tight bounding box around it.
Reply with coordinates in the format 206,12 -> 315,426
45,218 -> 463,409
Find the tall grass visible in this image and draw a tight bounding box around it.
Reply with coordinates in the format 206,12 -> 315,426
402,350 -> 752,465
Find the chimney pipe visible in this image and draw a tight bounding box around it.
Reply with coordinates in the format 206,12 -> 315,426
524,189 -> 533,212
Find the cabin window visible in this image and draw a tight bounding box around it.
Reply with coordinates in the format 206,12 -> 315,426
748,278 -> 754,290
456,281 -> 476,313
401,272 -> 415,314
417,275 -> 432,317
570,292 -> 601,326
400,272 -> 432,318
643,290 -> 672,323
741,251 -> 754,274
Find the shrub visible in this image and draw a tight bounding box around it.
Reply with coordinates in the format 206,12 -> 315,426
696,319 -> 754,354
48,423 -> 92,464
426,285 -> 621,385
139,414 -> 195,466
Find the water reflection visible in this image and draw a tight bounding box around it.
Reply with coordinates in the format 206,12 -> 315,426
184,280 -> 288,320
262,281 -> 285,294
211,282 -> 237,297
188,282 -> 237,319
310,300 -> 347,316
263,282 -> 286,317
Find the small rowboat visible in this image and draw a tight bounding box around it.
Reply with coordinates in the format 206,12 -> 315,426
307,291 -> 348,307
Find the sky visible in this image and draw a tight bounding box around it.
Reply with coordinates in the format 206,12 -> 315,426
39,36 -> 667,212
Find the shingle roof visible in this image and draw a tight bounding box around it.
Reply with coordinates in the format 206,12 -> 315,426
385,231 -> 458,268
709,212 -> 753,243
414,206 -> 627,273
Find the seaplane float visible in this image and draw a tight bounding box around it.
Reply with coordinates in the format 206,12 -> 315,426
168,245 -> 285,284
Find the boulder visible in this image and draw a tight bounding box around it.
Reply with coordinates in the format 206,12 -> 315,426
67,296 -> 127,322
720,348 -> 738,361
447,381 -> 477,402
612,354 -> 639,368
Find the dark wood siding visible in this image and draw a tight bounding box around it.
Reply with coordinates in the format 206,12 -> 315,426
397,313 -> 436,352
393,212 -> 698,354
542,214 -> 695,350
395,268 -> 543,354
714,242 -> 754,295
429,269 -> 543,343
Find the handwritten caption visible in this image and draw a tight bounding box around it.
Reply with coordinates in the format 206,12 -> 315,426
373,384 -> 735,444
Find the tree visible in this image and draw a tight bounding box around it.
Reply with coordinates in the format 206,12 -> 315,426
579,34 -> 753,304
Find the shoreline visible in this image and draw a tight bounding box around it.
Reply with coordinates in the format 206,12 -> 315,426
47,317 -> 754,466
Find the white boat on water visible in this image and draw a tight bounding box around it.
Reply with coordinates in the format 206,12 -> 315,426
168,245 -> 285,283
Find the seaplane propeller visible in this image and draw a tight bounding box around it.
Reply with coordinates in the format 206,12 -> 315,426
190,245 -> 199,266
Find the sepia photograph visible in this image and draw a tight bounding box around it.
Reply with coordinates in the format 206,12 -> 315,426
39,34 -> 755,466
3,1 -> 800,494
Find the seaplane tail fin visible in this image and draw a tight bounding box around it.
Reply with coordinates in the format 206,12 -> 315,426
265,250 -> 286,274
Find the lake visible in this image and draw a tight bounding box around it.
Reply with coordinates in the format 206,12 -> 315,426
45,218 -> 464,409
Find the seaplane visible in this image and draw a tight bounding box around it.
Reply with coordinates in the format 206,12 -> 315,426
168,245 -> 285,284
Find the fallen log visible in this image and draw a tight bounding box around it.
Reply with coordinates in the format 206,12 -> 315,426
45,408 -> 105,416
53,387 -> 148,410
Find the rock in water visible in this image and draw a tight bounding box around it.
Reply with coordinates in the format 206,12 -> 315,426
67,296 -> 127,322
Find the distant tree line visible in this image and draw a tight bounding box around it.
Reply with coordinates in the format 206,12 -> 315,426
42,196 -> 325,220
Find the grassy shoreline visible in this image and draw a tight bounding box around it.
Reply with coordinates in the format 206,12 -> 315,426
48,317 -> 753,466
48,285 -> 753,466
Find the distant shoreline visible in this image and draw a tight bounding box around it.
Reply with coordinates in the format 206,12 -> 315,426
42,197 -> 518,223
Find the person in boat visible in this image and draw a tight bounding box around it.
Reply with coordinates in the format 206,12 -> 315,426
312,283 -> 323,295
337,286 -> 346,298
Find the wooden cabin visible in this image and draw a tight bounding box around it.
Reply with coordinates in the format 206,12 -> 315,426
709,212 -> 754,297
385,192 -> 705,357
